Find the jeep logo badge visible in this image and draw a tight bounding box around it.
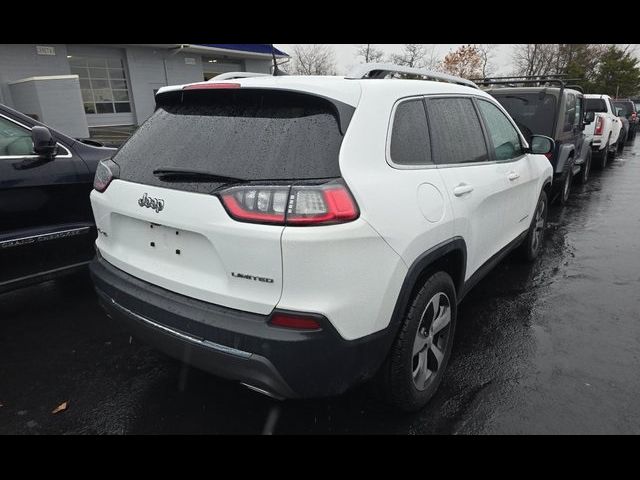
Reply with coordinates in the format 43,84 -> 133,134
138,193 -> 165,213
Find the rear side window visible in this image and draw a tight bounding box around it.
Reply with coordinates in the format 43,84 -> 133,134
476,100 -> 524,161
427,97 -> 488,165
389,98 -> 431,166
564,93 -> 576,132
114,89 -> 353,193
491,92 -> 557,140
586,98 -> 607,113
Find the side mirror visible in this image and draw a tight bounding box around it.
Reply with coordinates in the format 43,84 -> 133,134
584,111 -> 595,125
529,135 -> 555,155
32,126 -> 58,159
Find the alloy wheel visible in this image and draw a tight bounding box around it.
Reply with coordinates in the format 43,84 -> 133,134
412,292 -> 452,391
531,195 -> 546,254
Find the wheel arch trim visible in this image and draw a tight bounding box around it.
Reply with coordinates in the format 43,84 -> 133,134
386,237 -> 467,337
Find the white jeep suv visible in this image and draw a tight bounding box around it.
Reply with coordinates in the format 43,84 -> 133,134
89,64 -> 554,411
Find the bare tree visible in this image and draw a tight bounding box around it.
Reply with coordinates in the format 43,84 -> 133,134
388,44 -> 440,69
477,44 -> 498,78
511,44 -> 559,77
290,44 -> 337,75
356,44 -> 384,63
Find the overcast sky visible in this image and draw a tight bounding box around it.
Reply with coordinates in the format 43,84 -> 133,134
276,44 -> 515,75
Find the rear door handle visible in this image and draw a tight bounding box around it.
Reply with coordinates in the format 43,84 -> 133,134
508,172 -> 520,181
453,184 -> 474,197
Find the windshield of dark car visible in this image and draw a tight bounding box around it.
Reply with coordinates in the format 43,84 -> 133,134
491,93 -> 556,140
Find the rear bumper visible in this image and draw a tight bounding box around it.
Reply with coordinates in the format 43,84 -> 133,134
90,254 -> 392,399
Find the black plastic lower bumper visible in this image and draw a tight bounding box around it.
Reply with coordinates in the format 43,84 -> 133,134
89,255 -> 393,399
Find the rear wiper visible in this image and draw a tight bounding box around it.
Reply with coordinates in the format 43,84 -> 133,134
153,168 -> 246,183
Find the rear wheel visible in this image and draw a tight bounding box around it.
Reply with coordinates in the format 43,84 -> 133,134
555,163 -> 572,206
378,271 -> 457,412
608,137 -> 618,162
617,131 -> 626,153
597,141 -> 609,169
579,149 -> 592,184
520,190 -> 548,262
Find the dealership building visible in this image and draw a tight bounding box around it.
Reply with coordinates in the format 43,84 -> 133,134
0,44 -> 288,138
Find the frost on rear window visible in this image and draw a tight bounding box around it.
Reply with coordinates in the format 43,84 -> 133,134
113,90 -> 351,193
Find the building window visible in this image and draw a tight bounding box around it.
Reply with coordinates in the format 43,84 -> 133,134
202,56 -> 242,81
69,57 -> 131,115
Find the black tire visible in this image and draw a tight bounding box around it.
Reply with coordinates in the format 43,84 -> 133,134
608,137 -> 618,162
617,131 -> 626,153
555,162 -> 572,206
579,149 -> 592,185
377,271 -> 457,412
520,190 -> 548,262
596,142 -> 609,169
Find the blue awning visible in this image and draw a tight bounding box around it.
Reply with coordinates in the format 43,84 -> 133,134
195,44 -> 289,57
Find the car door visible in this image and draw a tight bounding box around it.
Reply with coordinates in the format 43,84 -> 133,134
475,98 -> 539,242
427,96 -> 520,279
607,97 -> 622,143
0,113 -> 93,286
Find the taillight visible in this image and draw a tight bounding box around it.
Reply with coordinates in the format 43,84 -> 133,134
268,312 -> 323,331
93,159 -> 120,193
632,112 -> 637,121
221,185 -> 288,225
218,180 -> 359,226
594,116 -> 604,135
544,152 -> 553,161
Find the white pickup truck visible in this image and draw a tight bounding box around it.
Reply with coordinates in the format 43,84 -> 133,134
584,94 -> 623,168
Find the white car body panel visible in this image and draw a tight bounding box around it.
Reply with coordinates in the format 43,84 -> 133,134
278,220 -> 407,341
91,180 -> 284,315
585,94 -> 622,150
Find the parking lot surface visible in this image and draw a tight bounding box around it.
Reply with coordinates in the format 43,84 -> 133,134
2,140 -> 640,434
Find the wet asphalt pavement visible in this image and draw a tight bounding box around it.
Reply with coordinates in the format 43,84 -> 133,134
2,140 -> 640,435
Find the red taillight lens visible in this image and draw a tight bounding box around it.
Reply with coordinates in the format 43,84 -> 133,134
595,116 -> 604,135
544,152 -> 553,160
220,186 -> 288,225
218,180 -> 359,226
269,312 -> 322,331
183,83 -> 241,90
93,159 -> 119,193
286,185 -> 359,225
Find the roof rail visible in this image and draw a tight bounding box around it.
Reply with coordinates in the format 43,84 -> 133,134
472,74 -> 570,82
208,72 -> 270,81
473,77 -> 582,89
346,63 -> 478,89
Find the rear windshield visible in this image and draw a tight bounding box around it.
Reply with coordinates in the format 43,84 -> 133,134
613,101 -> 633,117
113,89 -> 352,193
491,93 -> 556,139
586,98 -> 607,113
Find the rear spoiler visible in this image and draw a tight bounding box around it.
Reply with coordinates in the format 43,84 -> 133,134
154,86 -> 355,136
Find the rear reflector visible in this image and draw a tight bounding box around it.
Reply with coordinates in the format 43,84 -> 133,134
269,313 -> 322,331
218,179 -> 359,226
183,83 -> 241,90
